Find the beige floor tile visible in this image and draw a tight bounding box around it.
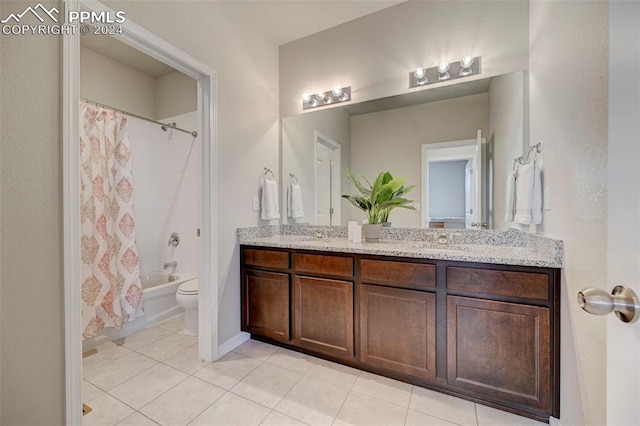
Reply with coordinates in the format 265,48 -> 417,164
116,412 -> 159,425
83,380 -> 104,402
135,332 -> 197,361
190,393 -> 271,426
334,391 -> 408,426
265,347 -> 317,375
82,393 -> 134,426
233,339 -> 279,361
352,372 -> 412,407
260,411 -> 308,426
109,363 -> 189,409
275,376 -> 350,426
83,341 -> 132,373
476,404 -> 546,426
140,376 -> 226,425
405,410 -> 460,426
117,326 -> 173,350
156,314 -> 185,332
409,387 -> 477,426
195,351 -> 261,390
84,352 -> 157,390
231,362 -> 302,408
305,358 -> 360,389
162,343 -> 208,374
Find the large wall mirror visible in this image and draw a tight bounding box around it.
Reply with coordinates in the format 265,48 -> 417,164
281,71 -> 526,231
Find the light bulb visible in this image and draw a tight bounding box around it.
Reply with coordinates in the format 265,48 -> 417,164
460,56 -> 475,69
414,67 -> 426,79
437,62 -> 450,74
302,93 -> 311,102
316,91 -> 326,101
459,56 -> 475,76
332,86 -> 343,97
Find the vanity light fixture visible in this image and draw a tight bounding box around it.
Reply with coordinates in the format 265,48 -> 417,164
409,56 -> 481,88
302,86 -> 351,110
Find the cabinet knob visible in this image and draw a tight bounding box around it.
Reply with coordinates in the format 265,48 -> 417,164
577,285 -> 640,323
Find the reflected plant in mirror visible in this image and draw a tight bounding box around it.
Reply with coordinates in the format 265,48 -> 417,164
342,170 -> 416,225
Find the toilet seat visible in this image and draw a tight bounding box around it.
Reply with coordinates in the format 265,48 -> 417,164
177,279 -> 198,295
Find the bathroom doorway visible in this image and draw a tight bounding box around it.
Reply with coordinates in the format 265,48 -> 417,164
63,0 -> 217,423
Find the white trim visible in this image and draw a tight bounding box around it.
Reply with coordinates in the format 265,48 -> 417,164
218,332 -> 251,357
63,1 -> 218,424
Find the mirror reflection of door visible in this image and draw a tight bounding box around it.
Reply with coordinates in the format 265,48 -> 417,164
315,131 -> 341,225
422,130 -> 485,229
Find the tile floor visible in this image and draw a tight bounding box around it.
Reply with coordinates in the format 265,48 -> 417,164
83,315 -> 547,426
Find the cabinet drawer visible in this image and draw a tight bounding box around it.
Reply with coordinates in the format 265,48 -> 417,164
361,259 -> 435,289
243,248 -> 290,270
294,253 -> 353,277
447,267 -> 549,300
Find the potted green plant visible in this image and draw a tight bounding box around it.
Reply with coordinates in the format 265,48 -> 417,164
342,170 -> 416,241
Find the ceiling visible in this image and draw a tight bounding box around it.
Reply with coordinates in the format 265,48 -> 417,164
80,0 -> 406,78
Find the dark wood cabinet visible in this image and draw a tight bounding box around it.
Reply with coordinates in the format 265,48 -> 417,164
447,296 -> 552,413
241,269 -> 290,343
240,246 -> 560,423
293,275 -> 354,359
360,284 -> 436,380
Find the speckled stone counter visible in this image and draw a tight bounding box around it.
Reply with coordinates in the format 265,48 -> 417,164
237,225 -> 563,268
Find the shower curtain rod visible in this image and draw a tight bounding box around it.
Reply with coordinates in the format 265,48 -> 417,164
80,98 -> 198,138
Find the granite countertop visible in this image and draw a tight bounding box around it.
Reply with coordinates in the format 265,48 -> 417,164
237,225 -> 564,268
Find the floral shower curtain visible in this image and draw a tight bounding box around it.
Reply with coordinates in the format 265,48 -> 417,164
80,101 -> 144,339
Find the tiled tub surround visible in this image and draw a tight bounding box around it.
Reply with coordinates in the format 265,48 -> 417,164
237,225 -> 563,268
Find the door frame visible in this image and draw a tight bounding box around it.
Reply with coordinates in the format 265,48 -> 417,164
314,131 -> 341,225
62,0 -> 218,423
421,139 -> 479,228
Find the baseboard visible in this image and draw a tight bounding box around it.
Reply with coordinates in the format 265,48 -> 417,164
549,416 -> 561,426
218,331 -> 250,357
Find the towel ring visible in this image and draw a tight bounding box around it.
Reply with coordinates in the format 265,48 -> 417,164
262,167 -> 275,181
289,173 -> 298,184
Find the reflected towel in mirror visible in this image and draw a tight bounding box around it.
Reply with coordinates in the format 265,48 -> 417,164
288,182 -> 305,219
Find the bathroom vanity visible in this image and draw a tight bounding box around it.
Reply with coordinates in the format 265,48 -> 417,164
238,227 -> 563,423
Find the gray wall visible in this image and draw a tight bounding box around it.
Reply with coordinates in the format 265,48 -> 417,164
0,1 -> 66,423
428,161 -> 467,218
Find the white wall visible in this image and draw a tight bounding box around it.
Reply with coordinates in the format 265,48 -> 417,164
0,0 -> 65,422
81,46 -> 156,119
280,0 -> 529,117
489,72 -> 525,231
129,111 -> 201,277
155,71 -> 197,120
350,94 -> 488,227
281,107 -> 351,225
529,1 -> 608,424
104,0 -> 281,345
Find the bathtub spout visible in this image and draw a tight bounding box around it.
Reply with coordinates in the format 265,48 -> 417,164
163,260 -> 177,270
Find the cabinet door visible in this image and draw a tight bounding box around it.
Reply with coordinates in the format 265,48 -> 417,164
360,285 -> 436,380
242,270 -> 290,343
293,275 -> 354,359
447,296 -> 551,412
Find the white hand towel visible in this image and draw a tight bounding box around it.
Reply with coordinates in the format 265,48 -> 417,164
261,179 -> 280,220
531,163 -> 543,224
289,183 -> 305,219
514,162 -> 534,224
504,171 -> 516,222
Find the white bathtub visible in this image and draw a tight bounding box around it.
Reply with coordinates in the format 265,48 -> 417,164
82,272 -> 196,351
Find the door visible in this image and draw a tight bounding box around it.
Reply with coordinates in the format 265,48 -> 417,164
606,2 -> 640,423
315,132 -> 341,226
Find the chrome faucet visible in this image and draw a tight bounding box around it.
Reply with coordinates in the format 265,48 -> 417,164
163,260 -> 177,270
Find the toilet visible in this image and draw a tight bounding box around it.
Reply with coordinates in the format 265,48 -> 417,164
175,278 -> 198,336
